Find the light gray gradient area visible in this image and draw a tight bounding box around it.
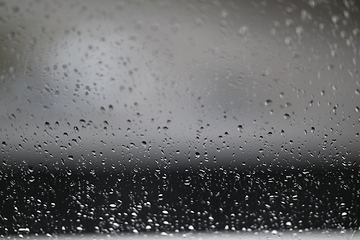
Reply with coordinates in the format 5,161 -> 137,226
0,0 -> 359,170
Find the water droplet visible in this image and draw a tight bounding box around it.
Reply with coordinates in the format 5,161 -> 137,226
284,36 -> 292,46
332,15 -> 339,24
18,228 -> 30,233
28,176 -> 35,182
184,178 -> 191,186
79,119 -> 86,125
264,99 -> 272,106
327,64 -> 334,70
238,26 -> 248,37
309,0 -> 316,7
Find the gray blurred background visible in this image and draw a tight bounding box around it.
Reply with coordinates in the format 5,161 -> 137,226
0,0 -> 359,170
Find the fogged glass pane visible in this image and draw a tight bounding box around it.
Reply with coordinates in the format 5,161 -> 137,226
0,0 -> 359,238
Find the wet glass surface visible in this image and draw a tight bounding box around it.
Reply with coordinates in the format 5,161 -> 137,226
0,0 -> 359,237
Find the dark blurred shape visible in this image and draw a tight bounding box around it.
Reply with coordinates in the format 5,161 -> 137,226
0,167 -> 359,235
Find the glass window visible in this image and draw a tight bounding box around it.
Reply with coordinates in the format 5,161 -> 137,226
0,0 -> 359,238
